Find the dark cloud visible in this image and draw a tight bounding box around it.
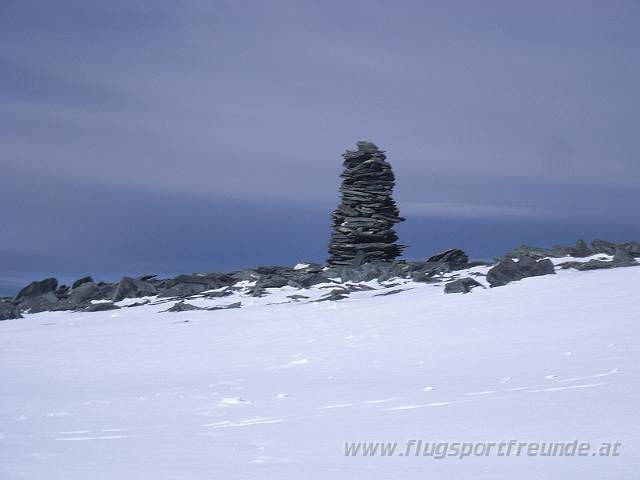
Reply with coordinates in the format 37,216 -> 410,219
1,1 -> 639,294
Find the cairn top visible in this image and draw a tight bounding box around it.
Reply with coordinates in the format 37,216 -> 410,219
355,141 -> 379,153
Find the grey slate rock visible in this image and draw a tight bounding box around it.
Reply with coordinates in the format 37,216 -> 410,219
16,291 -> 60,314
55,285 -> 70,297
125,300 -> 151,308
345,284 -> 376,292
68,282 -> 100,305
0,301 -> 22,320
590,239 -> 616,255
560,247 -> 638,271
230,269 -> 261,282
293,262 -> 324,273
375,262 -> 410,282
175,274 -> 221,287
291,273 -> 329,289
338,263 -> 383,283
560,260 -> 613,271
351,250 -> 372,268
206,302 -> 242,311
157,274 -> 223,298
247,285 -> 266,297
620,241 -> 640,257
287,294 -> 310,300
158,283 -> 204,298
137,274 -> 157,281
505,239 -> 637,261
562,239 -> 593,257
467,260 -> 494,267
72,276 -> 94,289
613,248 -> 636,265
332,261 -> 408,284
504,245 -> 558,259
96,282 -> 116,299
50,282 -> 102,311
315,288 -> 350,302
444,278 -> 484,294
112,277 -> 157,302
255,275 -> 290,289
487,256 -> 555,287
410,271 -> 442,283
202,290 -> 233,298
14,278 -> 58,301
408,260 -> 454,283
427,248 -> 469,270
84,302 -> 121,312
374,288 -> 405,297
164,301 -> 203,312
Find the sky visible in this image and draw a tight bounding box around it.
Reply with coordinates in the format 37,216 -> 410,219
1,0 -> 639,295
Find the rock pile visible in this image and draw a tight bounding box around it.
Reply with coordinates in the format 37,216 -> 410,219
427,248 -> 469,270
328,141 -> 404,266
487,256 -> 555,287
444,277 -> 484,294
504,239 -> 640,260
0,239 -> 637,320
0,301 -> 22,320
559,248 -> 638,271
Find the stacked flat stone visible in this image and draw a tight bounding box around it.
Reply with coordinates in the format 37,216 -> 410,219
328,141 -> 405,266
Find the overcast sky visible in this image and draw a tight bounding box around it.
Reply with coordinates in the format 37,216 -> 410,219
1,0 -> 639,294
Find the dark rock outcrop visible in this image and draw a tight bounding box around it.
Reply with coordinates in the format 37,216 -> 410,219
229,266 -> 331,292
560,247 -> 638,271
444,278 -> 484,294
315,287 -> 350,302
254,274 -> 290,289
293,263 -> 324,273
164,300 -> 242,312
164,301 -> 203,312
5,238 -> 637,318
247,285 -> 266,297
504,245 -> 561,259
487,256 -> 555,287
55,285 -> 69,297
613,248 -> 636,264
562,239 -> 593,258
292,273 -> 330,288
67,282 -> 100,305
590,239 -> 616,255
13,278 -> 60,313
505,239 -> 640,261
202,289 -> 233,298
14,278 -> 58,302
137,274 -> 157,282
504,240 -> 592,259
112,277 -> 157,302
407,261 -> 455,283
0,301 -> 22,320
84,302 -> 121,312
427,248 -> 469,270
373,288 -> 405,297
619,241 -> 640,257
287,294 -> 310,301
207,301 -> 242,311
156,274 -> 223,298
72,276 -> 94,289
328,141 -> 404,266
335,263 -> 387,283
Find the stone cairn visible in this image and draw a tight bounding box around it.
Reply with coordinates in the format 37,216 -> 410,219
328,141 -> 405,266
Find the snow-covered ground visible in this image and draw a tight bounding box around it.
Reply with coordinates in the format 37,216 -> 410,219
1,265 -> 638,479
